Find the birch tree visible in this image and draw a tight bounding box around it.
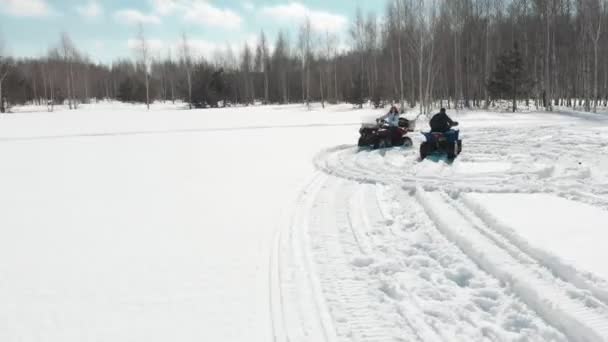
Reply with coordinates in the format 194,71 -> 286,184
0,36 -> 12,113
180,33 -> 193,109
136,24 -> 150,110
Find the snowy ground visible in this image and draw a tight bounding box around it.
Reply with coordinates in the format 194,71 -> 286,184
1,103 -> 608,341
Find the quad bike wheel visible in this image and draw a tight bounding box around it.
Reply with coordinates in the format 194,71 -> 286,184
447,141 -> 458,159
420,142 -> 431,160
402,137 -> 413,147
358,137 -> 366,147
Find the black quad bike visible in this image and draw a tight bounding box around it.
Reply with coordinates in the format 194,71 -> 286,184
358,118 -> 414,149
419,123 -> 463,160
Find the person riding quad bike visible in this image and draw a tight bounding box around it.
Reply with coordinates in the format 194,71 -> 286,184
429,108 -> 458,132
378,106 -> 401,127
420,108 -> 462,160
358,106 -> 412,149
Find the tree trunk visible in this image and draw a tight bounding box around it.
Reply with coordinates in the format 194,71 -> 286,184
145,71 -> 150,110
419,30 -> 424,114
484,17 -> 491,109
398,35 -> 405,109
319,66 -> 325,109
334,58 -> 338,102
187,70 -> 192,109
66,67 -> 72,110
264,67 -> 269,104
454,32 -> 459,109
391,45 -> 397,101
306,60 -> 310,109
545,5 -> 553,111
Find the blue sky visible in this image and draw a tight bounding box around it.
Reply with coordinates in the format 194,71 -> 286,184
0,0 -> 384,63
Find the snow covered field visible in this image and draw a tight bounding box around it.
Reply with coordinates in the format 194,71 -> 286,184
1,103 -> 608,341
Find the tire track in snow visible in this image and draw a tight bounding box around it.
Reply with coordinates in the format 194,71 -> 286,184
458,193 -> 608,308
294,174 -> 566,341
307,177 -> 410,342
309,120 -> 608,340
351,185 -> 443,342
313,125 -> 608,209
372,184 -> 566,341
417,188 -> 608,341
269,173 -> 336,342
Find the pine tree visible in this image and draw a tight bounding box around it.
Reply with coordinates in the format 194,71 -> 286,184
487,43 -> 533,112
209,68 -> 226,107
347,71 -> 364,108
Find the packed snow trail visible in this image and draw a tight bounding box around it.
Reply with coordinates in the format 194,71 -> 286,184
300,110 -> 608,341
275,172 -> 570,341
417,189 -> 608,341
314,117 -> 608,210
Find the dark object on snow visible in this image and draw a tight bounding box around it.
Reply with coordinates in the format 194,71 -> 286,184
358,117 -> 413,149
420,122 -> 462,160
429,108 -> 458,133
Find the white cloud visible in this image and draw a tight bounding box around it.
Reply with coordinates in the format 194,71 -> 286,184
0,0 -> 53,17
115,9 -> 161,25
184,2 -> 242,30
149,0 -> 242,30
77,1 -> 103,19
151,0 -> 180,16
260,2 -> 347,33
242,1 -> 254,11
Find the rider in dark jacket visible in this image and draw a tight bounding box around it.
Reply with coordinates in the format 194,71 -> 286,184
430,108 -> 458,132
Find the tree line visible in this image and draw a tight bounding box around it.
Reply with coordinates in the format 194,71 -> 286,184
1,0 -> 608,113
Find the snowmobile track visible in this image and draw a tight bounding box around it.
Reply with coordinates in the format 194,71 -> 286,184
313,129 -> 608,210
460,194 -> 608,306
373,184 -> 567,341
270,173 -> 336,342
307,178 -> 407,342
417,188 -> 608,342
280,172 -> 569,341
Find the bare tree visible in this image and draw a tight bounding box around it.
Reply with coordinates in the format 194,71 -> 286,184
241,43 -> 253,105
0,36 -> 12,113
582,0 -> 607,112
272,31 -> 290,104
60,33 -> 77,109
395,0 -> 406,109
351,8 -> 366,108
324,31 -> 338,104
136,24 -> 150,110
299,18 -> 313,109
166,48 -> 176,104
257,31 -> 270,104
5,1 -> 608,113
180,33 -> 193,109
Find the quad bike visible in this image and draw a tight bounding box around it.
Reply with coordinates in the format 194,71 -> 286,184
358,117 -> 415,149
420,123 -> 462,160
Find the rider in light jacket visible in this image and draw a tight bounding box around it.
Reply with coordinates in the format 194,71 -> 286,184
377,106 -> 400,127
